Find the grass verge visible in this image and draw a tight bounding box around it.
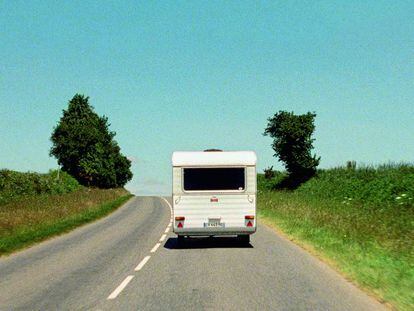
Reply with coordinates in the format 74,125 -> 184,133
258,173 -> 413,310
0,188 -> 133,256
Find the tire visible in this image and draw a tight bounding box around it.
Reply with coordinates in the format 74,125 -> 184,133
238,234 -> 250,244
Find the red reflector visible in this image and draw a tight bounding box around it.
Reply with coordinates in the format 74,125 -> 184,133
210,197 -> 218,202
245,215 -> 255,220
175,216 -> 185,221
247,221 -> 253,227
177,222 -> 183,228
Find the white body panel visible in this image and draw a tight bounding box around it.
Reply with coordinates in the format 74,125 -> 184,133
172,151 -> 257,236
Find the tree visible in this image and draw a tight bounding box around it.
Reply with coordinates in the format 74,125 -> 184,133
264,111 -> 320,183
50,94 -> 132,188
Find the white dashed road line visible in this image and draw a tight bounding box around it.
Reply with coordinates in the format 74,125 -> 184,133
159,234 -> 167,242
135,255 -> 151,271
150,243 -> 161,253
107,275 -> 134,300
107,197 -> 172,300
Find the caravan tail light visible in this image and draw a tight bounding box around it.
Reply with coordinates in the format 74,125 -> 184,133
175,216 -> 185,229
245,215 -> 254,227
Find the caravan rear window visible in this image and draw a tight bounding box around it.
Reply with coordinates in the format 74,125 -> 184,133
183,167 -> 245,191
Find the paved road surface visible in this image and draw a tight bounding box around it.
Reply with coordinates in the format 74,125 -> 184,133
0,196 -> 385,310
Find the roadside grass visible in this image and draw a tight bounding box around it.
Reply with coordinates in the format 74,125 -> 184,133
258,164 -> 414,310
0,188 -> 132,255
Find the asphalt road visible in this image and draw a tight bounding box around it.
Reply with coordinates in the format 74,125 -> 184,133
0,196 -> 385,310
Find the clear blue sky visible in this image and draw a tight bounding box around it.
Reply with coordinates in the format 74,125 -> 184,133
1,1 -> 413,195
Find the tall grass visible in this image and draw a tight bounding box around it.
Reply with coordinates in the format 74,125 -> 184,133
258,163 -> 414,310
0,169 -> 80,205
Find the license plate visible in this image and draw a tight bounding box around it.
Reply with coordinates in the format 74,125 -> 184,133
204,219 -> 225,228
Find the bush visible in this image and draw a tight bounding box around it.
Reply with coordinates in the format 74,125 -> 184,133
264,166 -> 275,179
0,169 -> 80,205
258,170 -> 287,191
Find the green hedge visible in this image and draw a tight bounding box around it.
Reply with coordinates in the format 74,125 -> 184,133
0,169 -> 80,205
259,163 -> 414,209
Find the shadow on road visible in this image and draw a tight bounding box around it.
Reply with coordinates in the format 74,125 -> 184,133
164,237 -> 253,249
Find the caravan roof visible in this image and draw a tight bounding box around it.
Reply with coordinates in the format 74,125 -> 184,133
172,151 -> 257,166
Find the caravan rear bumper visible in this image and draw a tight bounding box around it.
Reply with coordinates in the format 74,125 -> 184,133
173,226 -> 256,236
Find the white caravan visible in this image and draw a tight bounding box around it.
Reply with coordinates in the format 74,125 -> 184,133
172,150 -> 257,243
